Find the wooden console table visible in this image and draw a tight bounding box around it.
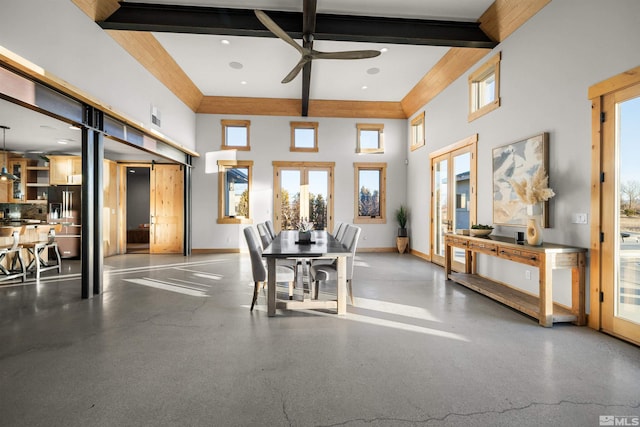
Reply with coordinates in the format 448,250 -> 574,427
444,233 -> 587,327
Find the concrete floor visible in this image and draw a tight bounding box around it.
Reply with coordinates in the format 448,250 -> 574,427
0,252 -> 638,427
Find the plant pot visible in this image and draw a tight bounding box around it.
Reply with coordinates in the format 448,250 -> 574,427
397,227 -> 408,237
396,236 -> 409,254
298,230 -> 311,243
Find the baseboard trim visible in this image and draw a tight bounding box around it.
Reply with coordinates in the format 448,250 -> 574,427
410,249 -> 431,261
357,247 -> 397,253
191,248 -> 241,254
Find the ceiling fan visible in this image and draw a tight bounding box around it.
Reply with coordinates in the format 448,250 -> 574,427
254,9 -> 381,84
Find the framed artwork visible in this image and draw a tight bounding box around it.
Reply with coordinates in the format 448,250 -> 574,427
492,132 -> 549,227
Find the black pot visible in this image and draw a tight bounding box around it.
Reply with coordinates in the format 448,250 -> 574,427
397,227 -> 408,237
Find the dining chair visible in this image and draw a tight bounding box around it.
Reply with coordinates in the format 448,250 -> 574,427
332,222 -> 344,238
264,220 -> 277,240
309,224 -> 361,305
243,227 -> 295,311
335,221 -> 348,241
256,222 -> 273,250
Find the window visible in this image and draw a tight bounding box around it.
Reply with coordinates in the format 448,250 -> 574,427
221,119 -> 250,151
410,112 -> 425,151
354,162 -> 386,224
290,121 -> 319,152
468,52 -> 501,122
217,160 -> 253,224
356,123 -> 384,154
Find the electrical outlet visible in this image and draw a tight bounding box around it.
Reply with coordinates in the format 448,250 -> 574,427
525,270 -> 531,280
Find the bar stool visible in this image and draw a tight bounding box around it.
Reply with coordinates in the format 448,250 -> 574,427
0,226 -> 26,282
23,224 -> 62,279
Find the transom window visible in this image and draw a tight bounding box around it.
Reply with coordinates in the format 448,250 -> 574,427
468,52 -> 501,122
217,160 -> 253,224
290,121 -> 319,152
356,123 -> 384,154
410,112 -> 425,151
221,119 -> 250,151
354,162 -> 386,224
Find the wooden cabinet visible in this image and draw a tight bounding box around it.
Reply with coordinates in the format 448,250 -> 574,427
49,156 -> 81,185
8,159 -> 26,203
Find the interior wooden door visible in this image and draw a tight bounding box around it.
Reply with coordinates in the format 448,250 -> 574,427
150,164 -> 184,254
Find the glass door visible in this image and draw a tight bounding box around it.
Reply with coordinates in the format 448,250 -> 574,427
273,162 -> 334,232
430,139 -> 476,269
602,82 -> 640,344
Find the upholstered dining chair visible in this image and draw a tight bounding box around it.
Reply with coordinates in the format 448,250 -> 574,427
309,224 -> 361,305
335,221 -> 348,242
264,220 -> 277,240
244,226 -> 295,311
332,222 -> 344,238
256,222 -> 273,250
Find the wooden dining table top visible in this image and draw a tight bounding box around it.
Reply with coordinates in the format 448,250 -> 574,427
262,230 -> 351,259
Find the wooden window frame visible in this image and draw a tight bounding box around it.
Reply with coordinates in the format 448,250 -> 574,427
221,119 -> 251,151
468,52 -> 501,122
290,121 -> 319,152
356,123 -> 385,154
410,112 -> 425,151
217,160 -> 253,224
354,162 -> 387,224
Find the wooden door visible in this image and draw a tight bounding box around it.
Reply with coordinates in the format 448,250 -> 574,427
429,135 -> 477,268
150,164 -> 184,254
599,81 -> 640,345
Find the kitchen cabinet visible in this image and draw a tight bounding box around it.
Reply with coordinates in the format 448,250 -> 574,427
8,159 -> 26,202
49,155 -> 81,185
25,163 -> 49,203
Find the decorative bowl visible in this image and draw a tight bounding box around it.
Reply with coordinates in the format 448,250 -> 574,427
469,228 -> 493,237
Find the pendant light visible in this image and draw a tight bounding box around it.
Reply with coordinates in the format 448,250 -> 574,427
0,125 -> 19,181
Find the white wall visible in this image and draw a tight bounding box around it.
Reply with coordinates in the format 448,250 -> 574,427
0,0 -> 196,150
407,0 -> 640,306
192,114 -> 407,250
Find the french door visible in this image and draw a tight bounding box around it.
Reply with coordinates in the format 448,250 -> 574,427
599,81 -> 640,345
273,162 -> 334,233
430,135 -> 477,268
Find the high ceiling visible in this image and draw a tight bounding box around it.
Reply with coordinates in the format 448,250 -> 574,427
103,0 -> 497,104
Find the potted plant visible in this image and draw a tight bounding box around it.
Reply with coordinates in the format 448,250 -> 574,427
395,205 -> 409,253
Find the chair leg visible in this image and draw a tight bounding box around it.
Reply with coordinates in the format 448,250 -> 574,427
347,279 -> 354,305
250,281 -> 260,311
288,281 -> 294,300
53,244 -> 62,274
313,280 -> 319,300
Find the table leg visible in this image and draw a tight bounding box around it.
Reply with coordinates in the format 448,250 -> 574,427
267,258 -> 276,317
337,256 -> 347,315
572,252 -> 587,325
539,254 -> 553,327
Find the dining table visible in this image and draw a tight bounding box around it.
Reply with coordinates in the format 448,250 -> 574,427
262,229 -> 352,316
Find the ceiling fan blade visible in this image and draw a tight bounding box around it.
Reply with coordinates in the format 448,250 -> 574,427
311,49 -> 381,60
254,10 -> 304,54
281,58 -> 310,84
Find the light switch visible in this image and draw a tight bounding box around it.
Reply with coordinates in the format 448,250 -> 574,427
572,213 -> 588,224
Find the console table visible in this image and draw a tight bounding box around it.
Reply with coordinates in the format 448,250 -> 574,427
444,233 -> 587,327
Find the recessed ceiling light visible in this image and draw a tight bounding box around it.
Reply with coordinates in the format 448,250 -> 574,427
57,139 -> 69,145
367,67 -> 380,75
380,48 -> 388,53
240,81 -> 248,85
221,39 -> 230,45
361,85 -> 368,90
40,125 -> 56,130
229,61 -> 243,70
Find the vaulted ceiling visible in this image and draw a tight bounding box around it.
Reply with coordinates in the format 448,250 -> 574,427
73,0 -> 550,118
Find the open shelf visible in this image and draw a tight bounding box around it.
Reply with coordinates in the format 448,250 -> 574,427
448,272 -> 577,323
